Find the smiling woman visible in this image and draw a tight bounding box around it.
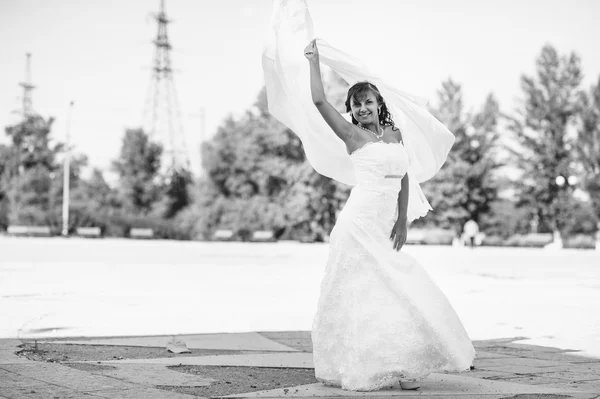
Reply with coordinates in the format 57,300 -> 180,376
263,0 -> 475,392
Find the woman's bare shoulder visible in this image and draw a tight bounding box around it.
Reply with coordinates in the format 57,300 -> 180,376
345,125 -> 370,154
387,125 -> 404,143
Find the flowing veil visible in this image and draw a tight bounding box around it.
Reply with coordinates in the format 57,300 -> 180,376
262,0 -> 455,222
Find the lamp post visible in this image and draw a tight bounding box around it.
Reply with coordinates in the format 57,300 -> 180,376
551,174 -> 578,249
62,101 -> 74,237
530,213 -> 539,234
190,107 -> 206,175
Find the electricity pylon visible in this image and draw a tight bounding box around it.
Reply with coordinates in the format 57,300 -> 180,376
142,0 -> 189,170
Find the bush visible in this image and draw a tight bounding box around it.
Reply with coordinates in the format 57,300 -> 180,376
504,233 -> 553,248
103,212 -> 192,240
481,235 -> 506,247
411,228 -> 455,245
564,234 -> 596,250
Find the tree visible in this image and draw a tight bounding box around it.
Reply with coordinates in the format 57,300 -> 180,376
507,45 -> 583,236
198,99 -> 313,239
112,128 -> 163,215
73,168 -> 119,213
161,167 -> 193,219
420,79 -> 503,233
575,76 -> 600,226
0,144 -> 12,228
192,72 -> 351,240
0,115 -> 63,225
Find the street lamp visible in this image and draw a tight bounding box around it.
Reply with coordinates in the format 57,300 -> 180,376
530,213 -> 539,234
549,174 -> 578,249
555,175 -> 577,188
62,101 -> 74,237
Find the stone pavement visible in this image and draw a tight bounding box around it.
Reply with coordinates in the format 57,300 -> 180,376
1,332 -> 600,399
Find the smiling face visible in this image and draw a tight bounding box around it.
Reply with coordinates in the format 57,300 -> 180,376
350,90 -> 381,125
345,82 -> 386,127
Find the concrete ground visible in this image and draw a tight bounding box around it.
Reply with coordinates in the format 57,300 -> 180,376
2,238 -> 599,397
2,238 -> 600,358
2,331 -> 600,399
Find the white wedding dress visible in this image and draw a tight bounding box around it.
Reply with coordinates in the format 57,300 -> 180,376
311,141 -> 476,391
262,0 -> 476,390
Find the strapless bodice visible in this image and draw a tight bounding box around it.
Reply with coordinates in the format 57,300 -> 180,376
350,141 -> 408,189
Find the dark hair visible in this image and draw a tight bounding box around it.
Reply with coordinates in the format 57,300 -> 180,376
344,81 -> 396,128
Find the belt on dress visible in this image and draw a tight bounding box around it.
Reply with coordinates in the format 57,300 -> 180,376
384,174 -> 403,179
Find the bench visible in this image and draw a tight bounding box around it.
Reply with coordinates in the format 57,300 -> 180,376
7,225 -> 52,237
406,229 -> 426,245
130,228 -> 154,239
212,229 -> 235,241
251,230 -> 276,242
76,227 -> 102,238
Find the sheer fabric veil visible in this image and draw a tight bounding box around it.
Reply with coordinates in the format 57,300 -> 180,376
262,0 -> 455,222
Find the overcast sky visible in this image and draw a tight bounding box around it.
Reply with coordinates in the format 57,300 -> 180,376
1,0 -> 599,176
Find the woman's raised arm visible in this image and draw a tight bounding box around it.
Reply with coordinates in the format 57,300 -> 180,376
304,40 -> 355,143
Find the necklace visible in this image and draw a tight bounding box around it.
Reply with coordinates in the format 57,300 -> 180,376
358,123 -> 384,139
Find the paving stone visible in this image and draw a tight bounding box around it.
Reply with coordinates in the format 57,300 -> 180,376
474,351 -> 519,360
500,375 -> 578,386
1,362 -> 135,391
258,331 -> 313,352
219,373 -> 571,397
0,356 -> 29,365
568,358 -> 600,364
475,357 -> 565,369
536,370 -> 600,382
500,357 -> 565,368
566,361 -> 600,373
63,375 -> 136,392
513,351 -> 595,363
89,388 -> 199,398
506,342 -> 580,353
0,347 -> 29,365
474,337 -> 528,346
472,359 -> 513,368
0,385 -> 102,398
540,381 -> 600,394
3,334 -> 599,399
0,340 -> 22,350
347,396 -> 599,399
218,382 -> 346,397
567,379 -> 600,390
462,369 -> 517,380
558,383 -> 600,393
68,363 -> 215,387
0,369 -> 47,389
481,347 -> 537,357
528,364 -> 587,373
359,396 -> 510,399
475,364 -> 560,375
48,332 -> 297,352
0,363 -> 50,374
99,352 -> 315,368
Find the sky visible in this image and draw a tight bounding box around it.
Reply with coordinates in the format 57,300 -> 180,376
1,0 -> 599,178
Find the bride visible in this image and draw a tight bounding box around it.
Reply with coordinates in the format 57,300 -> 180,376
263,0 -> 476,392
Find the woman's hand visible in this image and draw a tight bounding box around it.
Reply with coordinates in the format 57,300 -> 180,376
390,219 -> 407,251
304,39 -> 319,62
